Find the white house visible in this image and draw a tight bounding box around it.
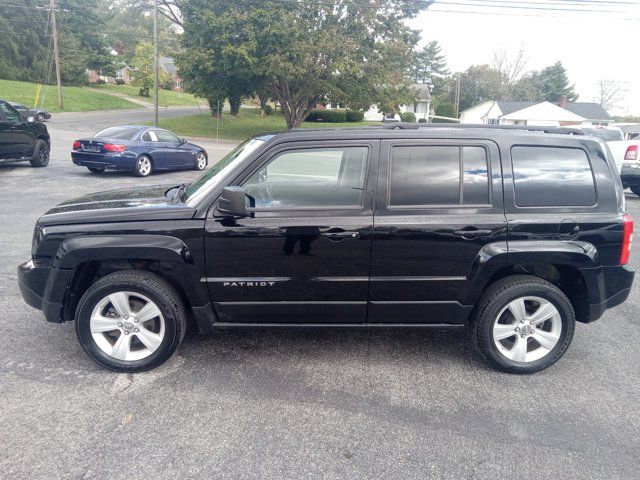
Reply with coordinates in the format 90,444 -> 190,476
364,83 -> 431,121
460,99 -> 613,127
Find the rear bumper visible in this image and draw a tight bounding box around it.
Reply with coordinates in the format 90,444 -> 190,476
71,151 -> 137,171
620,164 -> 640,187
17,259 -> 72,323
582,263 -> 635,322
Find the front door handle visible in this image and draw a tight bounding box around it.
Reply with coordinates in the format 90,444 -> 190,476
320,228 -> 360,241
453,228 -> 493,239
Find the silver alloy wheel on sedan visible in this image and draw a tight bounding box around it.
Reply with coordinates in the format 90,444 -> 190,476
196,152 -> 207,170
492,296 -> 562,363
90,291 -> 165,361
136,156 -> 152,176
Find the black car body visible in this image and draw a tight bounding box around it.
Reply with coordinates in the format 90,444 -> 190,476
0,99 -> 50,166
17,124 -> 635,373
9,102 -> 51,122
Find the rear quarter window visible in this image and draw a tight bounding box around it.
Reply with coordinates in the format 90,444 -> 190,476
511,146 -> 596,207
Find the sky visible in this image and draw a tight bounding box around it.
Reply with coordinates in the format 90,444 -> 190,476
406,0 -> 640,116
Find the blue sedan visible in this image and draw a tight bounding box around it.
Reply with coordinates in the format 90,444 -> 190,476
71,125 -> 208,177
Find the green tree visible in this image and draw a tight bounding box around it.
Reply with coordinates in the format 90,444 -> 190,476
131,42 -> 167,96
458,65 -> 505,111
410,41 -> 449,84
178,0 -> 427,128
511,61 -> 578,102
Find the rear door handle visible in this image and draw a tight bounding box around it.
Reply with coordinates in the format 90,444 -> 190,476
453,229 -> 493,239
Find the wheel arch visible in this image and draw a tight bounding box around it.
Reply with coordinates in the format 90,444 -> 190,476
56,235 -> 208,324
465,241 -> 598,323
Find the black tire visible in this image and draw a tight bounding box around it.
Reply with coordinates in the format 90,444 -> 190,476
75,270 -> 187,372
630,186 -> 640,197
36,112 -> 45,122
29,139 -> 49,167
194,151 -> 207,171
133,155 -> 153,177
87,166 -> 105,173
472,275 -> 575,374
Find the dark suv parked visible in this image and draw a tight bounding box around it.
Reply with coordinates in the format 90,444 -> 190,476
17,125 -> 634,373
0,99 -> 50,167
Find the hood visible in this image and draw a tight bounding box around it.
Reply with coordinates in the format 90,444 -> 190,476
38,185 -> 196,226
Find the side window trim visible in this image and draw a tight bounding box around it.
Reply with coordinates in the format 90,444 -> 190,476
234,144 -> 373,212
385,142 -> 493,209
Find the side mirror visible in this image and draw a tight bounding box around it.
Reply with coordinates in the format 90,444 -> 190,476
216,186 -> 247,217
179,137 -> 186,144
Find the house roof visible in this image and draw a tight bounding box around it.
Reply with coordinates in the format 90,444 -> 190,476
495,101 -> 538,115
411,83 -> 431,101
500,101 -> 584,122
563,102 -> 612,120
159,57 -> 178,76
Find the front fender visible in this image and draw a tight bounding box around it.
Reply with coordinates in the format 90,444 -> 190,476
55,234 -> 209,313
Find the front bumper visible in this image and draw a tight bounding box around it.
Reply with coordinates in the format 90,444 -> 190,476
71,151 -> 137,171
17,259 -> 72,323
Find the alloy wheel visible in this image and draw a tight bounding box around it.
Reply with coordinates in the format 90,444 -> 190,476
492,296 -> 562,363
89,291 -> 165,361
196,153 -> 207,170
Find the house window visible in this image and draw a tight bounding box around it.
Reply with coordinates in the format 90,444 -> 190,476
486,118 -> 500,125
116,70 -> 124,79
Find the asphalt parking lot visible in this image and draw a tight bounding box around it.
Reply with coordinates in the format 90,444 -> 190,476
1,114 -> 639,479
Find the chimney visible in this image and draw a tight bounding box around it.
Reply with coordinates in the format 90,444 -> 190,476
558,95 -> 568,109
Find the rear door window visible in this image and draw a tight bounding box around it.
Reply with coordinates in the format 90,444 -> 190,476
388,145 -> 490,206
511,146 -> 596,207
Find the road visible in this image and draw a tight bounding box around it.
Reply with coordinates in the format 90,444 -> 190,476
0,113 -> 639,479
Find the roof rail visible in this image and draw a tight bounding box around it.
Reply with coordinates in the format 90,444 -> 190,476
382,122 -> 585,135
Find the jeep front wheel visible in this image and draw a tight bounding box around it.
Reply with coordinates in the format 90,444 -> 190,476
75,271 -> 186,372
473,275 -> 575,374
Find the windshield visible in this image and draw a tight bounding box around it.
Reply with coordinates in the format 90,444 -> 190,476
185,138 -> 266,204
582,128 -> 623,142
94,126 -> 140,140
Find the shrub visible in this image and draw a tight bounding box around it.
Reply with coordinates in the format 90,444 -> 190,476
95,78 -> 106,85
263,104 -> 274,116
115,79 -> 125,85
418,117 -> 428,123
433,102 -> 457,123
400,111 -> 416,123
304,109 -> 347,123
346,110 -> 364,122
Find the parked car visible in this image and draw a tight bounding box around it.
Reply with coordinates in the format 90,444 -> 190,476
9,102 -> 51,122
18,124 -> 634,373
71,125 -> 208,176
577,126 -> 640,194
0,99 -> 50,167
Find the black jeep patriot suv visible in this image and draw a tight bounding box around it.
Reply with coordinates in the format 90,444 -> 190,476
18,125 -> 634,373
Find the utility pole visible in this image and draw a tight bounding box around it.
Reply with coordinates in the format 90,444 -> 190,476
455,72 -> 461,118
50,0 -> 63,110
153,0 -> 159,126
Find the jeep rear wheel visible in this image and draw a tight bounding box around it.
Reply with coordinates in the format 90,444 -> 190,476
75,271 -> 186,372
29,140 -> 49,167
473,275 -> 575,374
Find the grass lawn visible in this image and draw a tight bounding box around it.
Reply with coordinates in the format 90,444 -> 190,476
92,84 -> 202,108
155,108 -> 382,141
0,79 -> 138,113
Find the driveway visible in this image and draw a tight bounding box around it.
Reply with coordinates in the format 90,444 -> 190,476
0,116 -> 639,479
